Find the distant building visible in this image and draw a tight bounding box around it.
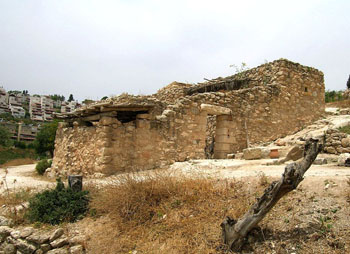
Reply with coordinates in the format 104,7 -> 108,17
0,87 -> 9,114
9,105 -> 25,118
61,101 -> 81,113
29,96 -> 44,121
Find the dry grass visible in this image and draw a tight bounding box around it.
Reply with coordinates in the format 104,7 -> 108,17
80,173 -> 350,254
1,158 -> 36,168
86,173 -> 251,254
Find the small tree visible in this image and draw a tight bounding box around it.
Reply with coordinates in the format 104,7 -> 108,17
68,94 -> 74,102
34,120 -> 59,157
0,125 -> 12,147
347,75 -> 350,90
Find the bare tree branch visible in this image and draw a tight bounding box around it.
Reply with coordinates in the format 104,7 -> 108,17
221,138 -> 323,252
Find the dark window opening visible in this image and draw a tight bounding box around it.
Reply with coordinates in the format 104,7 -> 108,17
304,87 -> 308,92
116,110 -> 149,123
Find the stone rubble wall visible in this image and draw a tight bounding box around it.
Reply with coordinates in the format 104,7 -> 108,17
51,59 -> 325,176
324,128 -> 350,154
0,216 -> 84,254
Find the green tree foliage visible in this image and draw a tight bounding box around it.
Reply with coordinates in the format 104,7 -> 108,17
82,99 -> 94,105
26,178 -> 89,225
0,113 -> 15,121
50,94 -> 65,101
347,75 -> 350,90
0,125 -> 12,147
325,90 -> 343,103
34,120 -> 59,157
68,94 -> 74,102
101,96 -> 108,100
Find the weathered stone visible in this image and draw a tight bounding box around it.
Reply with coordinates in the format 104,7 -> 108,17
50,237 -> 68,249
49,229 -> 64,243
325,146 -> 337,154
40,244 -> 51,253
10,231 -> 20,239
34,249 -> 44,254
26,232 -> 49,245
243,148 -> 262,160
285,145 -> 304,161
1,242 -> 16,254
341,137 -> 350,148
69,245 -> 84,254
15,239 -> 37,254
20,228 -> 34,239
0,217 -> 13,227
0,226 -> 13,240
313,158 -> 327,165
338,153 -> 350,166
46,247 -> 69,254
200,104 -> 231,115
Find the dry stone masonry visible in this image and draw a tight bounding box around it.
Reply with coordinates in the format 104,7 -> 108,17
0,216 -> 84,254
50,59 -> 325,177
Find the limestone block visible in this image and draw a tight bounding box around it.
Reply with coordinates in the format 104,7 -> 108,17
1,243 -> 16,254
0,216 -> 13,227
70,245 -> 84,254
338,153 -> 350,166
50,237 -> 68,249
49,229 -> 64,242
15,239 -> 37,254
46,248 -> 69,254
99,116 -> 119,126
341,138 -> 350,148
137,113 -> 151,119
200,104 -> 231,115
313,158 -> 327,165
20,227 -> 34,239
243,148 -> 263,160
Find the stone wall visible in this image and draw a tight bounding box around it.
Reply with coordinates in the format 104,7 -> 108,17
324,128 -> 350,154
51,59 -> 325,176
0,216 -> 84,254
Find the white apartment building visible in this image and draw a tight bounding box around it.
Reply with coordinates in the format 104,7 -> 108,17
9,105 -> 25,118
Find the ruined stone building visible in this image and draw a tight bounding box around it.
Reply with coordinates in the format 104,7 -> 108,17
51,59 -> 325,176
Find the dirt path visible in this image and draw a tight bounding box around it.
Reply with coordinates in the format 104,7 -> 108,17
2,159 -> 350,193
0,164 -> 55,193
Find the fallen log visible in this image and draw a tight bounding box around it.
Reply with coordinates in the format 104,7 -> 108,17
221,138 -> 323,252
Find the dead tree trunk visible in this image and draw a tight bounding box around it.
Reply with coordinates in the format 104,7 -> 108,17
221,138 -> 323,252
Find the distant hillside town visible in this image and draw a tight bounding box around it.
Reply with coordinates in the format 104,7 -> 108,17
0,86 -> 81,142
0,87 -> 81,121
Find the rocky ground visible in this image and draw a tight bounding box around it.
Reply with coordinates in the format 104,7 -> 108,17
1,108 -> 350,253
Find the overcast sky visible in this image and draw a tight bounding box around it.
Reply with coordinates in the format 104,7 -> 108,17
0,0 -> 349,101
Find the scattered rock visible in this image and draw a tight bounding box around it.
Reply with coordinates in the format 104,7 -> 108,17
15,239 -> 37,254
0,216 -> 13,227
337,153 -> 350,166
313,158 -> 327,165
49,229 -> 64,242
50,237 -> 68,249
20,228 -> 34,239
46,247 -> 69,254
0,242 -> 16,254
243,148 -> 262,160
26,232 -> 50,245
69,245 -> 84,254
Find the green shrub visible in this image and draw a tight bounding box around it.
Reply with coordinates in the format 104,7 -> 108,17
26,178 -> 89,225
35,159 -> 52,175
338,125 -> 350,135
14,140 -> 27,149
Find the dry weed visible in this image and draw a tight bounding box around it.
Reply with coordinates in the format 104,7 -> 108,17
86,172 -> 250,254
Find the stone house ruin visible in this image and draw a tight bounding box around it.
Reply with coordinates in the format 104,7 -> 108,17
51,59 -> 325,176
